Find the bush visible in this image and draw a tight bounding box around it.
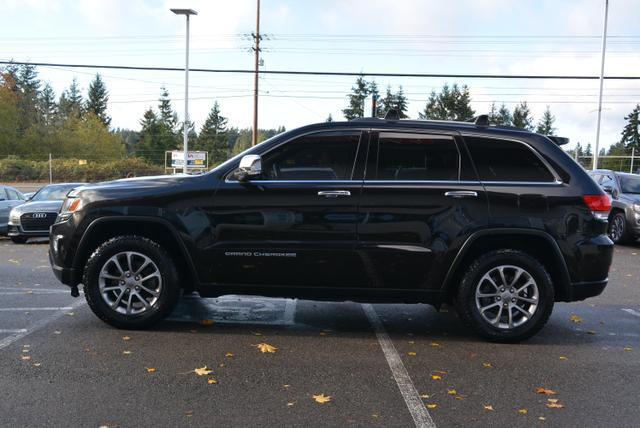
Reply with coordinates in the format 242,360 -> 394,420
0,157 -> 164,182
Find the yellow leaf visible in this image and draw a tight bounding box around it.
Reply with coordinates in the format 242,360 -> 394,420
434,370 -> 447,374
430,342 -> 441,347
312,394 -> 331,404
8,259 -> 20,264
21,355 -> 31,361
547,398 -> 559,403
570,314 -> 583,324
408,341 -> 415,345
122,336 -> 131,341
225,352 -> 234,357
623,347 -> 632,352
194,366 -> 213,376
122,351 -> 131,355
426,404 -> 437,409
407,352 -> 417,356
254,343 -> 277,353
319,332 -> 327,336
33,363 -> 41,367
22,349 -> 29,353
536,387 -> 557,395
287,402 -> 295,407
283,384 -> 290,389
483,405 -> 494,411
207,378 -> 218,385
201,319 -> 214,326
539,416 -> 547,421
518,409 -> 528,414
447,389 -> 457,395
546,402 -> 565,409
559,356 -> 568,360
431,375 -> 442,380
419,394 -> 430,398
372,413 -> 379,418
66,312 -> 74,316
483,362 -> 492,368
146,367 -> 156,373
252,331 -> 263,336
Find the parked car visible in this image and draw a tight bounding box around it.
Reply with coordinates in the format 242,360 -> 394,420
588,169 -> 640,244
23,191 -> 36,200
49,114 -> 613,342
8,183 -> 85,243
0,185 -> 27,235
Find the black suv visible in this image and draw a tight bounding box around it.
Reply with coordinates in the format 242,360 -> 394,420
49,115 -> 614,342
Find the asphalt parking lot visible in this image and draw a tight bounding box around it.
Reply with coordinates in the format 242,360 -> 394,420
0,238 -> 639,427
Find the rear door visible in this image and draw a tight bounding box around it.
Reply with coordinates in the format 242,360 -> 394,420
205,129 -> 369,288
357,130 -> 489,289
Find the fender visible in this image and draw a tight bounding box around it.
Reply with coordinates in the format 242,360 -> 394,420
73,215 -> 200,285
441,228 -> 572,300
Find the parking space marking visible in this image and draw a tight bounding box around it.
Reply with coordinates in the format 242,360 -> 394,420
0,329 -> 28,333
0,291 -> 70,295
362,304 -> 436,428
0,287 -> 68,293
0,299 -> 85,350
621,308 -> 640,318
0,307 -> 74,312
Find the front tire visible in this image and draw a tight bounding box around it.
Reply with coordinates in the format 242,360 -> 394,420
83,235 -> 180,329
608,212 -> 630,244
11,236 -> 28,244
455,249 -> 554,343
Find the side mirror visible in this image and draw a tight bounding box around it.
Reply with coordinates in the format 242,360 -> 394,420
234,154 -> 262,181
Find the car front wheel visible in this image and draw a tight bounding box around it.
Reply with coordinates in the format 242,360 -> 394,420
608,212 -> 630,244
83,235 -> 180,329
11,236 -> 28,244
455,249 -> 554,343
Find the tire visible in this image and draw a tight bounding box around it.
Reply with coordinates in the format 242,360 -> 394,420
11,236 -> 28,244
608,211 -> 631,244
83,235 -> 180,330
455,249 -> 554,343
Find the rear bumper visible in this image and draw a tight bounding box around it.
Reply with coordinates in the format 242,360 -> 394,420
568,279 -> 608,301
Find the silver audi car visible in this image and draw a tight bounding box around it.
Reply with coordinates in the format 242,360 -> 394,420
8,183 -> 85,244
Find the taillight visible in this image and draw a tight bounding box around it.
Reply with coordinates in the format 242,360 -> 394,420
583,195 -> 611,220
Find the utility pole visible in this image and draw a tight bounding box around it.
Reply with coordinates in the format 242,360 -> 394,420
252,0 -> 261,146
593,0 -> 609,171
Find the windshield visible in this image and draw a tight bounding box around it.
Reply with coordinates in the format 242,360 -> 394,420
31,184 -> 81,201
620,175 -> 640,194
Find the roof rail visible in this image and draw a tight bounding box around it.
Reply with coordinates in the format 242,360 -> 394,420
384,109 -> 401,121
547,136 -> 569,146
468,115 -> 489,127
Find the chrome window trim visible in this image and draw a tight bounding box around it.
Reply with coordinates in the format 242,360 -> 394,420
460,132 -> 563,184
224,128 -> 367,183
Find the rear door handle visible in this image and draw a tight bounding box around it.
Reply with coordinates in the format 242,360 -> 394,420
444,191 -> 478,198
318,190 -> 351,198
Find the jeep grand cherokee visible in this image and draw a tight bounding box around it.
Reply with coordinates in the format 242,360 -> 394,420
49,114 -> 614,342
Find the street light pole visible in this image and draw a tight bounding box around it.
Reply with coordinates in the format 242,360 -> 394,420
171,8 -> 198,174
593,0 -> 609,171
252,0 -> 261,146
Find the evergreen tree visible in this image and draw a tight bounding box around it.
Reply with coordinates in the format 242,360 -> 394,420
535,105 -> 556,135
368,80 -> 383,117
512,101 -> 534,130
394,86 -> 408,118
620,104 -> 640,151
496,103 -> 512,126
381,85 -> 395,116
419,83 -> 474,121
197,101 -> 229,165
584,143 -> 593,157
38,82 -> 57,127
86,73 -> 111,127
488,102 -> 499,125
136,108 -> 162,163
15,64 -> 41,132
325,113 -> 333,123
59,78 -> 83,120
158,86 -> 178,130
342,76 -> 369,120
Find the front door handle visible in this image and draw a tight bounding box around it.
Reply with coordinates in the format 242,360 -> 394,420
444,190 -> 478,198
318,190 -> 351,198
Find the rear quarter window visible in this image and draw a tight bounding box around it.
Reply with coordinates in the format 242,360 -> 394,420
463,136 -> 555,182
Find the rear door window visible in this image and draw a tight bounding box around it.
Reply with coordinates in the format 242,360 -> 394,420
376,133 -> 459,181
464,136 -> 555,182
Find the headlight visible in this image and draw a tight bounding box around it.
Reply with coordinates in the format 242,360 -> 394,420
634,203 -> 640,213
9,208 -> 21,224
57,197 -> 83,221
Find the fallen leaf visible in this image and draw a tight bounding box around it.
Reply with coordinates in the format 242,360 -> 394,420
312,394 -> 331,404
518,409 -> 528,414
546,402 -> 565,409
431,375 -> 442,380
426,404 -> 437,409
225,352 -> 234,357
547,398 -> 559,403
8,259 -> 20,264
33,363 -> 41,367
26,290 -> 33,294
408,340 -> 415,345
146,367 -> 156,373
447,389 -> 457,395
483,362 -> 492,368
201,319 -> 214,326
407,352 -> 417,356
419,394 -> 430,399
319,332 -> 327,336
559,356 -> 568,360
623,347 -> 632,352
184,410 -> 193,417
252,331 -> 263,336
434,370 -> 448,374
539,416 -> 547,421
254,343 -> 277,353
287,402 -> 295,407
587,330 -> 596,335
122,336 -> 131,341
430,342 -> 441,347
22,349 -> 29,353
66,312 -> 74,316
53,331 -> 61,335
483,405 -> 494,411
21,355 -> 31,360
283,384 -> 290,388
207,378 -> 218,384
194,366 -> 213,376
372,413 -> 379,418
536,387 -> 557,395
570,314 -> 583,324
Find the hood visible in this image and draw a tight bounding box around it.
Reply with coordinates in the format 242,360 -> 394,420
11,200 -> 63,215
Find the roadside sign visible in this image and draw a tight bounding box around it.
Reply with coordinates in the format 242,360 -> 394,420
170,151 -> 207,169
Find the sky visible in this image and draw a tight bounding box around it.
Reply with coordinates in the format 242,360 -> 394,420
1,0 -> 639,152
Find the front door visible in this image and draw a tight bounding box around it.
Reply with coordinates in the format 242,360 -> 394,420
206,130 -> 369,288
357,130 -> 489,289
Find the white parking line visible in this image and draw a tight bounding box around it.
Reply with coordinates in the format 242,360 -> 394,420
622,308 -> 640,318
362,304 -> 436,428
0,300 -> 85,350
0,287 -> 68,293
0,307 -> 74,312
0,329 -> 28,333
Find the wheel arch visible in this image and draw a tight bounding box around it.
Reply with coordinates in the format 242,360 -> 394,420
442,229 -> 572,303
73,216 -> 199,290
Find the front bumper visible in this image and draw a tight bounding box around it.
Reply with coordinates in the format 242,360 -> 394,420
7,224 -> 51,238
49,249 -> 80,287
568,279 -> 608,301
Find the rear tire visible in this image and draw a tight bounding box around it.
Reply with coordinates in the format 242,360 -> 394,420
83,235 -> 180,329
11,236 -> 28,244
455,249 -> 554,343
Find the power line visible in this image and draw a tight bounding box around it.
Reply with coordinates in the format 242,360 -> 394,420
2,60 -> 640,80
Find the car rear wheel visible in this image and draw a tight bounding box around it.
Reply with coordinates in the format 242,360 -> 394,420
608,212 -> 630,244
83,235 -> 180,329
455,249 -> 554,343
